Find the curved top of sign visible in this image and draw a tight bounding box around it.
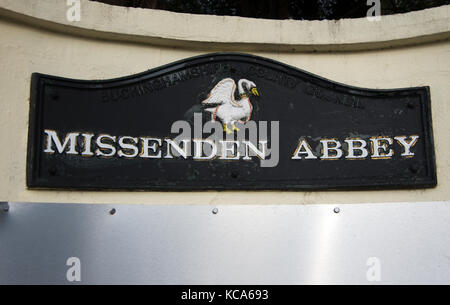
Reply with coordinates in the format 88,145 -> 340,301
33,52 -> 430,94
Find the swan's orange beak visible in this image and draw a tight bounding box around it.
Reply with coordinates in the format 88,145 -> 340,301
251,87 -> 260,96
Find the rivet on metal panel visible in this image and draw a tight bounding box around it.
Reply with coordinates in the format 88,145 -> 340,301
0,202 -> 9,213
109,208 -> 117,215
334,207 -> 341,214
212,208 -> 219,215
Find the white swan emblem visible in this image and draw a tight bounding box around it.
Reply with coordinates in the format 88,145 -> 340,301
202,78 -> 259,134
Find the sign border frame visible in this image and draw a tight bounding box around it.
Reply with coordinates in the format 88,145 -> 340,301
26,53 -> 437,191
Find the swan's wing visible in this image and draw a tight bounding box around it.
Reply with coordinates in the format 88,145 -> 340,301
202,78 -> 236,106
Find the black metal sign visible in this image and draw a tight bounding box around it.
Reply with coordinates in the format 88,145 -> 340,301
27,53 -> 436,191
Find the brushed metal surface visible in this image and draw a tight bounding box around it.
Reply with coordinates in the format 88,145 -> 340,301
0,202 -> 449,285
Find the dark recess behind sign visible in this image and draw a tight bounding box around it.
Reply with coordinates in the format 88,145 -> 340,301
91,0 -> 450,20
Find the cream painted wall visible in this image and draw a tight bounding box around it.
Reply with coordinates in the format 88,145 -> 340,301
0,1 -> 449,205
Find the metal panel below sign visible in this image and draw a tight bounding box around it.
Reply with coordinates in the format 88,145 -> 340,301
0,202 -> 449,284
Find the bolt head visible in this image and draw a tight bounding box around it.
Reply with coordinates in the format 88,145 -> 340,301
334,207 -> 340,214
212,208 -> 219,215
410,165 -> 420,174
1,203 -> 9,213
48,167 -> 57,176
